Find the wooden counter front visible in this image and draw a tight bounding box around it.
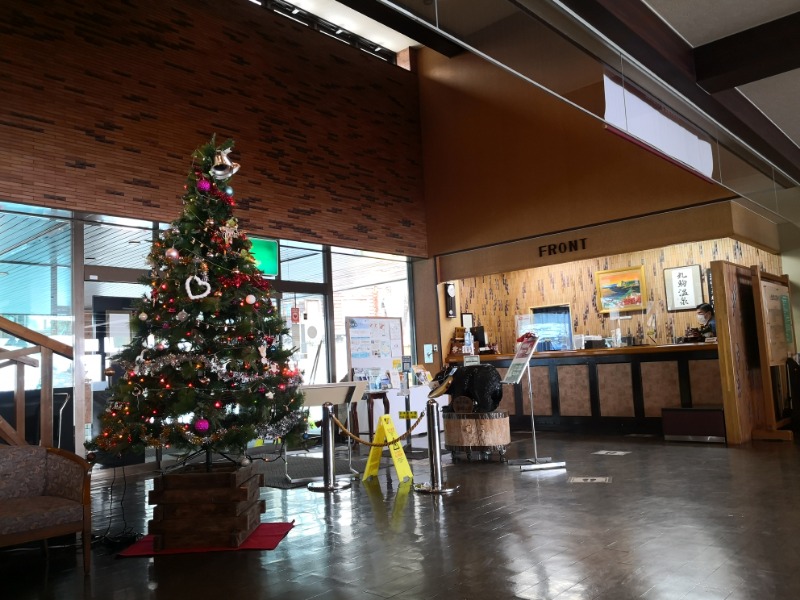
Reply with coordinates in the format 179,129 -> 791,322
445,344 -> 721,434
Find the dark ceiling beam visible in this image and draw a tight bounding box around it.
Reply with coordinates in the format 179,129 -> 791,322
694,12 -> 800,93
333,0 -> 463,57
558,0 -> 800,186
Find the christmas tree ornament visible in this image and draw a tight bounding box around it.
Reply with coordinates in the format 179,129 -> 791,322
239,456 -> 251,466
175,309 -> 189,321
165,247 -> 180,262
225,186 -> 234,196
138,312 -> 148,321
220,220 -> 238,244
194,418 -> 210,433
209,148 -> 240,180
197,179 -> 211,192
245,294 -> 256,304
185,275 -> 212,300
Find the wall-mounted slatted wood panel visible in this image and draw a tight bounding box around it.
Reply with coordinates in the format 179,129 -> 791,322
458,238 -> 781,355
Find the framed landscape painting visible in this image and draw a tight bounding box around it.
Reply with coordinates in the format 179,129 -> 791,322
596,266 -> 646,313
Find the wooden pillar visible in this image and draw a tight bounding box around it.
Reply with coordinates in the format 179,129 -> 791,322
15,362 -> 25,441
40,347 -> 53,447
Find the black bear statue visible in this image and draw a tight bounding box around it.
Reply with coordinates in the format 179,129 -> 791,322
430,364 -> 503,413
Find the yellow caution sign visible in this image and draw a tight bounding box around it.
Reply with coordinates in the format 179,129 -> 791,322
398,411 -> 418,420
362,415 -> 413,483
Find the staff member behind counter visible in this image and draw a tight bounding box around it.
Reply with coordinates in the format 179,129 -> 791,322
696,303 -> 716,338
679,303 -> 716,343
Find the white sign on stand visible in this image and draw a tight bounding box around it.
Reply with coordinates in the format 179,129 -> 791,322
503,333 -> 566,472
502,334 -> 539,384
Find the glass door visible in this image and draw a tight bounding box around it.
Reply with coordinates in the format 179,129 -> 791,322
278,292 -> 329,385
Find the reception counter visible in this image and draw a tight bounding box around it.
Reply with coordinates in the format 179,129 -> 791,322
445,343 -> 721,434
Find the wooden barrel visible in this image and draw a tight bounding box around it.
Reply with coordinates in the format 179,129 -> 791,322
442,410 -> 510,452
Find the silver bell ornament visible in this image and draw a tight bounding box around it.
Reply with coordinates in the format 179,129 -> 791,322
210,148 -> 240,180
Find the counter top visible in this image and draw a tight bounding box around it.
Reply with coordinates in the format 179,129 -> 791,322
447,342 -> 717,363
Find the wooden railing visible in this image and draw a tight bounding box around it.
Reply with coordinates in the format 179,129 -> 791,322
0,315 -> 73,447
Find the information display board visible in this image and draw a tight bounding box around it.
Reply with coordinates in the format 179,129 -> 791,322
345,317 -> 404,386
758,279 -> 795,367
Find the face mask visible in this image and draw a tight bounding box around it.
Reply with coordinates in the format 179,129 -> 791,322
697,314 -> 707,325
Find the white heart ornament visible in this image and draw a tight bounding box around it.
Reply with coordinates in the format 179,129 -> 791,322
185,275 -> 212,300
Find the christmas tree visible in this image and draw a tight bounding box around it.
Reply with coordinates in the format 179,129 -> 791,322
87,137 -> 305,465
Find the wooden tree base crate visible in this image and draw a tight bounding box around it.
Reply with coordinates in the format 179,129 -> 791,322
148,463 -> 265,550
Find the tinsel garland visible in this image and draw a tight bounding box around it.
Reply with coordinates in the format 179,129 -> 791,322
255,410 -> 308,439
219,272 -> 271,291
125,352 -> 285,379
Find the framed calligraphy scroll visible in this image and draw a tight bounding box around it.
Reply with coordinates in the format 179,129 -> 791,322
663,265 -> 703,311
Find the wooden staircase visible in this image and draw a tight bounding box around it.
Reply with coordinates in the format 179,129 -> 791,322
0,315 -> 73,447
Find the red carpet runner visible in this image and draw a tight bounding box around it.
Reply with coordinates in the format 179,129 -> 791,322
118,522 -> 294,557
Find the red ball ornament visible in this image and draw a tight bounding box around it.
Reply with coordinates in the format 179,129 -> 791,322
194,418 -> 210,433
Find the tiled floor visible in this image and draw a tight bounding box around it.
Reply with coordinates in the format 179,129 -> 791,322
3,431 -> 800,599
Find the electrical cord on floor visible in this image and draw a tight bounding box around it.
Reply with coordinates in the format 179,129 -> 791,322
92,465 -> 142,547
258,439 -> 287,463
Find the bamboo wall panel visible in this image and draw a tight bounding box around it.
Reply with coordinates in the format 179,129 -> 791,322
459,238 -> 782,355
557,365 -> 591,416
688,360 -> 724,405
641,362 -> 681,417
597,363 -> 634,417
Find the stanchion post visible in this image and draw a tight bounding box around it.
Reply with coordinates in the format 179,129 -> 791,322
308,402 -> 352,492
414,399 -> 458,495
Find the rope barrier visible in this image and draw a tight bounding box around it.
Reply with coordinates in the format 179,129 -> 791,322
330,411 -> 426,448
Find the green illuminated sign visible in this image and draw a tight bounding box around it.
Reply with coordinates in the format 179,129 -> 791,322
249,238 -> 279,276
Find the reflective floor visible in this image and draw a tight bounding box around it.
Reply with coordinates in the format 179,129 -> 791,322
3,431 -> 800,600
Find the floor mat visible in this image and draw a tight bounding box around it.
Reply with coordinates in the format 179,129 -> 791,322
118,522 -> 294,557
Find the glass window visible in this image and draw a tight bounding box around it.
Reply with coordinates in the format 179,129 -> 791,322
83,222 -> 152,391
0,210 -> 73,390
84,222 -> 153,268
280,241 -> 324,283
330,248 -> 411,381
